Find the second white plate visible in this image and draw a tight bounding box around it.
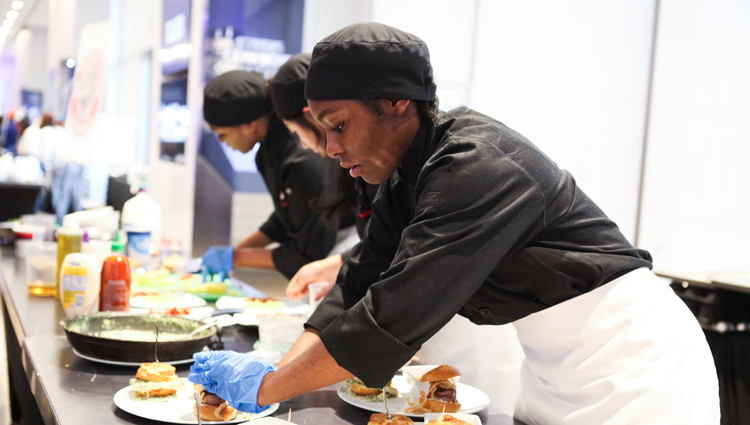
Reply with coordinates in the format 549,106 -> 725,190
336,375 -> 490,418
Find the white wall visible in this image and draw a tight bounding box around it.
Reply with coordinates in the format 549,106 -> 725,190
471,0 -> 655,242
638,0 -> 750,272
302,0 -> 372,52
371,0 -> 476,111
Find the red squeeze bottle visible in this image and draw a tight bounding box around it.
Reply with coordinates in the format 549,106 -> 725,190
99,256 -> 131,311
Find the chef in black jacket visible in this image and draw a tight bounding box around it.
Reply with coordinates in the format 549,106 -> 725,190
200,70 -> 339,280
268,53 -> 379,305
190,24 -> 720,424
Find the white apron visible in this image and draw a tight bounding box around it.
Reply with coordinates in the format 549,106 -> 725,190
513,268 -> 720,425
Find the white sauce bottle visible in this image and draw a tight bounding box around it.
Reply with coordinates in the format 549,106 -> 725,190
59,253 -> 101,317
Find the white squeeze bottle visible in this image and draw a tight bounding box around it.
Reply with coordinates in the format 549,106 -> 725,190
59,253 -> 101,317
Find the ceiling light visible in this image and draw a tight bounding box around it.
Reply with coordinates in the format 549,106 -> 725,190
11,1 -> 23,10
3,19 -> 14,27
6,10 -> 18,20
66,58 -> 76,68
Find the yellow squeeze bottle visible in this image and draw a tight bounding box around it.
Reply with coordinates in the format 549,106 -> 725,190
55,226 -> 83,299
59,253 -> 100,317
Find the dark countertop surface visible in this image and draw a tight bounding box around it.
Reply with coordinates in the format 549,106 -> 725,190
1,247 -> 521,424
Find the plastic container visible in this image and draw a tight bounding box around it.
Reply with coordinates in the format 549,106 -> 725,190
55,225 -> 83,299
126,229 -> 152,270
308,282 -> 330,311
59,253 -> 100,316
160,240 -> 191,273
26,241 -> 58,297
99,255 -> 131,312
121,191 -> 162,253
258,315 -> 305,346
82,240 -> 112,276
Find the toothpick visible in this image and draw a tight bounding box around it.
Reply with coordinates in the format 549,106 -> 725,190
287,408 -> 292,424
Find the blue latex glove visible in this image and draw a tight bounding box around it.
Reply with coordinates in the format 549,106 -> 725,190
188,350 -> 278,413
201,245 -> 234,282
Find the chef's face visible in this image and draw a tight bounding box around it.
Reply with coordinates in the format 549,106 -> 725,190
282,107 -> 327,157
209,119 -> 266,153
308,99 -> 417,184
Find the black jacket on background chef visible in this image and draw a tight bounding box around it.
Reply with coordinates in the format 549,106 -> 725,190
307,106 -> 653,386
254,117 -> 340,278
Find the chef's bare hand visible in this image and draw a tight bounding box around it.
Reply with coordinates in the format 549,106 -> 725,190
188,350 -> 278,413
285,254 -> 343,300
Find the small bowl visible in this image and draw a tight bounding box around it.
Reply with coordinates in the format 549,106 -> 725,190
424,413 -> 482,425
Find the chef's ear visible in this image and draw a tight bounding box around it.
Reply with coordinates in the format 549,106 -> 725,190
388,99 -> 411,116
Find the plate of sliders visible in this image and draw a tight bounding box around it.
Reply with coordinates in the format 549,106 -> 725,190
338,365 -> 490,418
114,362 -> 279,423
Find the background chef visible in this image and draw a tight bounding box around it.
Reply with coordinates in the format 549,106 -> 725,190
190,23 -> 720,425
200,70 -> 343,280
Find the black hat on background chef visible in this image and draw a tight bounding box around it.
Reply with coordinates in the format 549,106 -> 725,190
305,22 -> 437,101
270,53 -> 311,119
203,70 -> 272,127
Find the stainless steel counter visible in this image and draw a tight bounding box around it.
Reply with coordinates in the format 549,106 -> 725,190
1,247 -> 521,424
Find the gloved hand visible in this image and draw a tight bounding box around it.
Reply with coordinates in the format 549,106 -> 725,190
201,245 -> 234,282
188,350 -> 278,413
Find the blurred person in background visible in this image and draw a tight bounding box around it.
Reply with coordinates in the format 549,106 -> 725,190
0,111 -> 18,154
200,70 -> 349,281
17,113 -> 67,212
269,53 -> 379,303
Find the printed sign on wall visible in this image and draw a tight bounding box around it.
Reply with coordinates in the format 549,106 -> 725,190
62,20 -> 113,164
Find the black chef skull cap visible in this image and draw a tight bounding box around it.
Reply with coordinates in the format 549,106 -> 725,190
270,53 -> 312,120
305,22 -> 437,101
203,70 -> 272,127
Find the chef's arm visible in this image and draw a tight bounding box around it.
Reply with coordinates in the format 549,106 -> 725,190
276,328 -> 321,367
257,337 -> 352,406
236,230 -> 273,249
233,246 -> 275,269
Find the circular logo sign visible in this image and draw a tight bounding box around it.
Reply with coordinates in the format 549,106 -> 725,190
68,49 -> 105,137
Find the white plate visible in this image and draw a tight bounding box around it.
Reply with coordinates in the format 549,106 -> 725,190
214,297 -> 310,325
72,348 -> 196,366
113,378 -> 279,423
130,293 -> 208,309
337,376 -> 490,418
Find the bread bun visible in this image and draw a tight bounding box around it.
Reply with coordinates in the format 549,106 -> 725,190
134,387 -> 178,398
194,402 -> 238,421
351,381 -> 384,396
420,365 -> 461,382
135,362 -> 177,382
368,412 -> 414,425
422,398 -> 461,413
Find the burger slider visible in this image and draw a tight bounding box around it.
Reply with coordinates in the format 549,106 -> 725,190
130,362 -> 185,398
193,384 -> 238,421
348,377 -> 399,399
406,365 -> 462,414
368,412 -> 414,425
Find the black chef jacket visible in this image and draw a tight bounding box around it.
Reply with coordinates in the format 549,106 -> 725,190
256,117 -> 340,279
339,177 -> 380,265
306,107 -> 653,387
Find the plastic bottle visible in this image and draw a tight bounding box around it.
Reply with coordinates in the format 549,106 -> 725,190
55,225 -> 83,299
59,253 -> 100,317
111,230 -> 125,254
121,190 -> 162,251
100,255 -> 131,312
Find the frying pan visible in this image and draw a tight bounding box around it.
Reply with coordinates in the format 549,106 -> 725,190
59,312 -> 218,363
